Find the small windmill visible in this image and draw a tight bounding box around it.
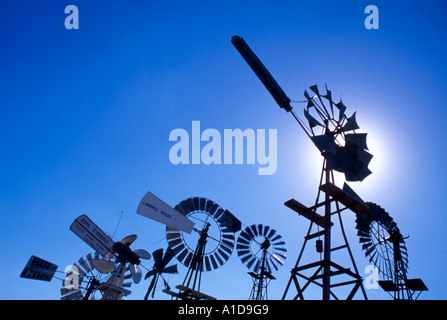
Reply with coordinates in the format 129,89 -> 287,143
61,252 -> 121,300
66,214 -> 151,300
105,234 -> 151,299
144,247 -> 178,299
236,224 -> 287,300
165,197 -> 242,300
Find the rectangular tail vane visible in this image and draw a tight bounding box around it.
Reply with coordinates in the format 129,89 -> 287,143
231,35 -> 293,112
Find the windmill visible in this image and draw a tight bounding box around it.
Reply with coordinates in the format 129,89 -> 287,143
66,214 -> 151,300
236,224 -> 287,300
232,35 -> 372,300
61,251 -> 130,300
137,191 -> 242,300
144,247 -> 178,299
164,196 -> 242,300
107,234 -> 152,296
355,202 -> 428,299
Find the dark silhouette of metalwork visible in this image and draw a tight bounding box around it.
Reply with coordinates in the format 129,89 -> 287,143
232,35 -> 371,300
236,224 -> 287,300
356,203 -> 428,299
143,247 -> 178,299
163,197 -> 241,300
231,35 -> 427,300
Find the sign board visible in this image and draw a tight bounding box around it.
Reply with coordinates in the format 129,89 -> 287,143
70,214 -> 114,258
137,191 -> 195,233
20,255 -> 58,282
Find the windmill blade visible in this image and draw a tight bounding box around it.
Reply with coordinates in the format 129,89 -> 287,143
61,288 -> 84,300
209,255 -> 219,270
345,133 -> 369,150
152,248 -> 164,268
237,236 -> 250,247
304,109 -> 324,128
217,248 -> 230,262
134,249 -> 151,260
145,269 -> 157,280
121,234 -> 137,247
240,253 -> 252,264
310,135 -> 336,154
78,257 -> 92,275
266,228 -> 276,240
163,264 -> 179,274
129,264 -> 142,284
204,256 -> 212,272
246,256 -> 257,270
176,247 -> 189,264
342,112 -> 360,132
250,224 -> 259,237
237,244 -> 252,256
161,247 -> 176,268
335,99 -> 347,121
270,234 -> 282,243
86,253 -> 94,271
309,84 -> 320,96
268,258 -> 278,272
274,250 -> 287,259
275,246 -> 287,253
108,263 -> 126,287
262,225 -> 270,237
309,84 -> 329,116
65,266 -> 84,283
323,84 -> 335,116
238,230 -> 251,242
150,276 -> 160,298
91,258 -> 115,274
306,99 -> 315,110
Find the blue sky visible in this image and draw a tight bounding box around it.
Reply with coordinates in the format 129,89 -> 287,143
1,0 -> 446,300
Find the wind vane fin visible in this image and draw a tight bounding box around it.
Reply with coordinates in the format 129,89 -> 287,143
137,191 -> 195,233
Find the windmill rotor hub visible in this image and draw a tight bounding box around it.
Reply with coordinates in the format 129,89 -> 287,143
112,242 -> 141,265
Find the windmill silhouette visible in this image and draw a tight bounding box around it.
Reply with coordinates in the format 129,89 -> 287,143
144,247 -> 178,299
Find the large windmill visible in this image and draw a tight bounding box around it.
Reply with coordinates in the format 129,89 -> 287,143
232,35 -> 373,300
231,35 -> 427,300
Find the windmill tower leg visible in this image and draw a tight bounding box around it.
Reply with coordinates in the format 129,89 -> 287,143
322,165 -> 331,300
282,161 -> 368,300
248,245 -> 272,300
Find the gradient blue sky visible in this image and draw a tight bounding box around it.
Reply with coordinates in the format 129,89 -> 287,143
1,0 -> 446,300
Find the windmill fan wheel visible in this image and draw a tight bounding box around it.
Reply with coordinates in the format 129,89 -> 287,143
236,224 -> 287,273
355,202 -> 409,281
61,252 -> 132,300
166,197 -> 241,272
303,84 -> 373,182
